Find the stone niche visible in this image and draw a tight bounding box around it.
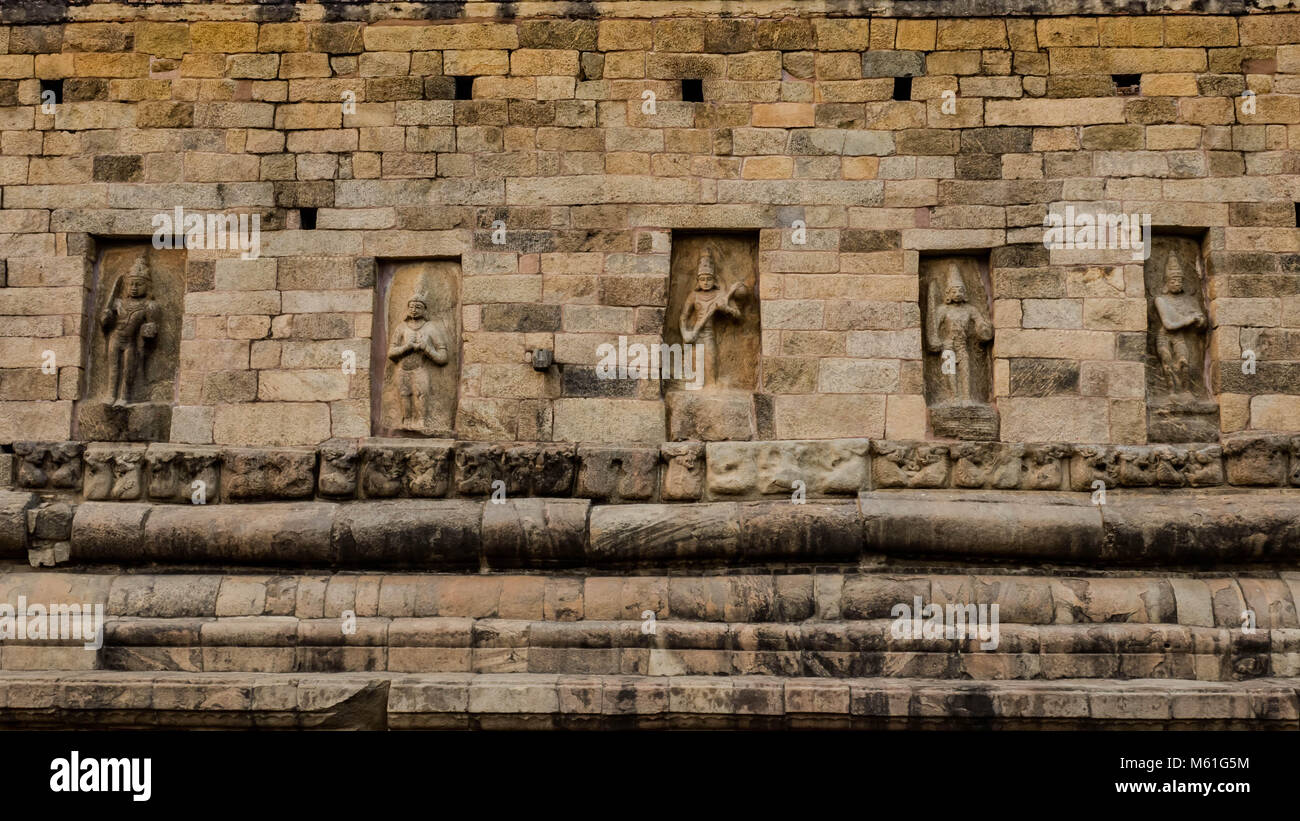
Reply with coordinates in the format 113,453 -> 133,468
664,232 -> 760,441
76,244 -> 184,441
371,259 -> 461,438
1145,235 -> 1218,443
920,253 -> 998,440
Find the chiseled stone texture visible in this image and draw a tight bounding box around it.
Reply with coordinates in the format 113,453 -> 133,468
0,6 -> 1297,449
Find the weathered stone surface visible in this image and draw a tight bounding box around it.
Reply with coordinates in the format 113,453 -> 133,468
318,440 -> 360,498
660,442 -> 705,501
146,444 -> 220,503
861,490 -> 1104,563
707,439 -> 869,497
332,500 -> 479,568
871,442 -> 950,488
13,442 -> 83,490
0,491 -> 37,558
482,498 -> 589,567
1223,435 -> 1289,486
83,443 -> 146,501
576,446 -> 657,501
222,447 -> 317,501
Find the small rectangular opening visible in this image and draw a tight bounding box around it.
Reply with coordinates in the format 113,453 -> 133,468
39,79 -> 62,105
299,207 -> 317,230
1112,74 -> 1141,95
453,75 -> 474,100
681,78 -> 703,102
893,76 -> 912,101
1295,203 -> 1300,227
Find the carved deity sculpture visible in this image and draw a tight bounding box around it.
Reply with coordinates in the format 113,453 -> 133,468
1153,253 -> 1208,400
100,257 -> 160,406
925,261 -> 993,404
387,296 -> 449,431
679,249 -> 746,391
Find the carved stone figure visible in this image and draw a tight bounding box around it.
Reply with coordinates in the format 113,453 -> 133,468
1144,238 -> 1219,442
680,249 -> 746,392
1153,254 -> 1208,399
101,258 -> 161,406
388,296 -> 450,432
79,247 -> 182,442
665,234 -> 761,441
922,256 -> 998,440
375,260 -> 460,437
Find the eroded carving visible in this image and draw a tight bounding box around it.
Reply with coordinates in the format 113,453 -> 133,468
83,444 -> 145,501
871,442 -> 950,489
1022,443 -> 1068,490
577,446 -> 657,501
665,234 -> 759,441
922,255 -> 998,440
145,444 -> 220,503
319,441 -> 361,498
79,247 -> 183,442
222,448 -> 316,501
1069,444 -> 1119,492
1223,435 -> 1288,486
953,442 -> 1023,489
661,442 -> 705,501
375,260 -> 460,437
1145,237 -> 1218,443
14,442 -> 83,490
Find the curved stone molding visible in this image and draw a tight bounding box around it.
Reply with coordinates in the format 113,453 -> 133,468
49,491 -> 1300,569
860,491 -> 1105,563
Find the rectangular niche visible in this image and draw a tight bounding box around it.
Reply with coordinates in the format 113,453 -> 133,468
75,241 -> 185,442
664,231 -> 760,441
370,259 -> 461,438
920,252 -> 998,440
1145,234 -> 1218,442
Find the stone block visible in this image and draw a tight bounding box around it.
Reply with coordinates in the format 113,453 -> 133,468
82,443 -> 146,500
871,442 -> 950,489
666,390 -> 755,441
222,447 -> 317,501
576,446 -> 658,501
146,444 -> 221,503
660,442 -> 705,501
1224,435 -> 1289,486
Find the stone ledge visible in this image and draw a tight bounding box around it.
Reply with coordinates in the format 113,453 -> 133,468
0,672 -> 1293,729
45,491 -> 1300,568
2,569 -> 1297,626
11,616 -> 1275,681
5,0 -> 1274,26
8,435 -> 1300,504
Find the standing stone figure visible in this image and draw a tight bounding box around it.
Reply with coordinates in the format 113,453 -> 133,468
925,262 -> 993,403
387,295 -> 449,430
100,257 -> 160,406
1153,253 -> 1207,399
679,249 -> 746,391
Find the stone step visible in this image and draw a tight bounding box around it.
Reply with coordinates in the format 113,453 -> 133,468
18,490 -> 1300,569
0,671 -> 1295,730
3,569 -> 1297,626
7,616 -> 1269,681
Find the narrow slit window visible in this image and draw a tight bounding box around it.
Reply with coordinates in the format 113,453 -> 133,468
1113,74 -> 1141,95
39,79 -> 63,106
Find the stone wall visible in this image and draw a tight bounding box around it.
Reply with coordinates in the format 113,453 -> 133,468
2,3 -> 1300,448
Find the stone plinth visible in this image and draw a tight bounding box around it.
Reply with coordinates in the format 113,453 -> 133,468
667,390 -> 755,441
930,401 -> 999,441
77,402 -> 172,443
